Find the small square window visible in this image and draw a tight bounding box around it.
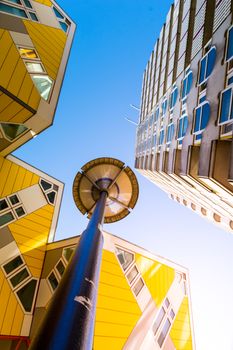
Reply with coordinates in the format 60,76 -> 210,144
15,206 -> 25,218
0,199 -> 8,211
26,61 -> 44,73
19,47 -> 38,59
10,268 -> 29,288
29,12 -> 38,21
126,266 -> 139,284
3,256 -> 23,275
48,272 -> 59,291
0,211 -> 14,227
9,195 -> 20,206
56,260 -> 65,277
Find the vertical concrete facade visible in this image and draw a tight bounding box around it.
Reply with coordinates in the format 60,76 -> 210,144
135,0 -> 233,232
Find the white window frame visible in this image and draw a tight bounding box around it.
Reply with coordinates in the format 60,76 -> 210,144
198,46 -> 217,86
0,194 -> 26,228
193,100 -> 210,137
166,122 -> 174,145
218,85 -> 233,127
225,25 -> 233,63
0,0 -> 39,22
177,113 -> 188,141
169,85 -> 178,112
181,69 -> 193,102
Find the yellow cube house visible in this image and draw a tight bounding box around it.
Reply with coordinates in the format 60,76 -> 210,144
0,0 -> 75,156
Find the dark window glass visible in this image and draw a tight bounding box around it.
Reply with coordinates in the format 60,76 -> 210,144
0,212 -> 14,227
47,191 -> 56,204
194,108 -> 201,133
10,268 -> 29,287
0,199 -> 8,211
7,0 -> 21,4
17,279 -> 37,312
132,278 -> 144,296
153,307 -> 165,335
63,247 -> 75,262
15,206 -> 25,218
0,4 -> 27,18
116,248 -> 134,270
0,123 -> 28,142
220,88 -> 232,124
29,12 -> 38,21
158,319 -> 171,347
226,27 -> 233,61
23,0 -> 32,8
56,260 -> 65,277
3,256 -> 23,275
9,195 -> 20,205
48,272 -> 58,290
126,266 -> 139,284
201,103 -> 211,130
40,179 -> 52,191
53,6 -> 64,19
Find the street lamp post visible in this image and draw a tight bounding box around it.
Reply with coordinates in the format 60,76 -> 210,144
29,157 -> 139,350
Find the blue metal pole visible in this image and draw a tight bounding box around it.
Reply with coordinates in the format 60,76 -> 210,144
29,191 -> 108,350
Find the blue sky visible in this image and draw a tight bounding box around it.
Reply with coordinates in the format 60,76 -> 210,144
14,1 -> 233,349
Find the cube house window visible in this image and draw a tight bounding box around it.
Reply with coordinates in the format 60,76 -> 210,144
31,75 -> 53,101
0,123 -> 28,142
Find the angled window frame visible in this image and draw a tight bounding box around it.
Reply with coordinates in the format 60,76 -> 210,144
198,46 -> 217,86
193,100 -> 211,136
0,0 -> 39,21
225,25 -> 233,63
181,68 -> 193,102
218,83 -> 233,126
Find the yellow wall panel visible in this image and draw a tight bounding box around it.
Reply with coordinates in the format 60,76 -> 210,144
0,101 -> 23,122
23,21 -> 66,80
0,270 -> 5,294
33,0 -> 52,6
11,304 -> 24,336
7,59 -> 27,97
0,45 -> 20,89
94,250 -> 141,350
1,163 -> 19,197
0,31 -> 12,70
10,105 -> 33,124
169,297 -> 193,350
17,74 -> 35,105
0,92 -> 13,113
11,166 -> 26,193
0,158 -> 12,196
135,254 -> 175,307
0,280 -> 11,332
1,293 -> 18,335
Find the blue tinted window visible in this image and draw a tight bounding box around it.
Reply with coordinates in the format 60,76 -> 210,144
201,103 -> 211,129
169,86 -> 178,110
226,27 -> 233,61
23,0 -> 32,8
194,102 -> 210,133
153,134 -> 156,147
8,0 -> 21,4
159,130 -> 164,145
167,124 -> 174,143
228,76 -> 233,85
0,3 -> 27,17
182,71 -> 193,100
53,6 -> 64,19
162,99 -> 167,116
178,115 -> 188,139
155,107 -> 160,121
206,48 -> 216,77
60,21 -> 68,32
29,12 -> 38,21
199,47 -> 216,85
219,88 -> 233,124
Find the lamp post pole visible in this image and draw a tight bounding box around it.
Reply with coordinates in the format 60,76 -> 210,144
29,191 -> 108,350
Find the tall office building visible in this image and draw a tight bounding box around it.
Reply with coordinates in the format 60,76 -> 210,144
135,0 -> 233,232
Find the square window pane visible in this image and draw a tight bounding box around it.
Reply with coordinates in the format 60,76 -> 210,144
126,266 -> 139,284
132,278 -> 144,296
26,62 -> 44,73
3,256 -> 23,275
0,199 -> 8,211
48,272 -> 59,290
19,47 -> 38,59
15,206 -> 25,218
10,268 -> 29,287
0,212 -> 14,227
60,21 -> 68,32
9,195 -> 20,205
17,279 -> 37,312
56,260 -> 65,277
116,248 -> 134,271
29,12 -> 38,21
23,0 -> 32,8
